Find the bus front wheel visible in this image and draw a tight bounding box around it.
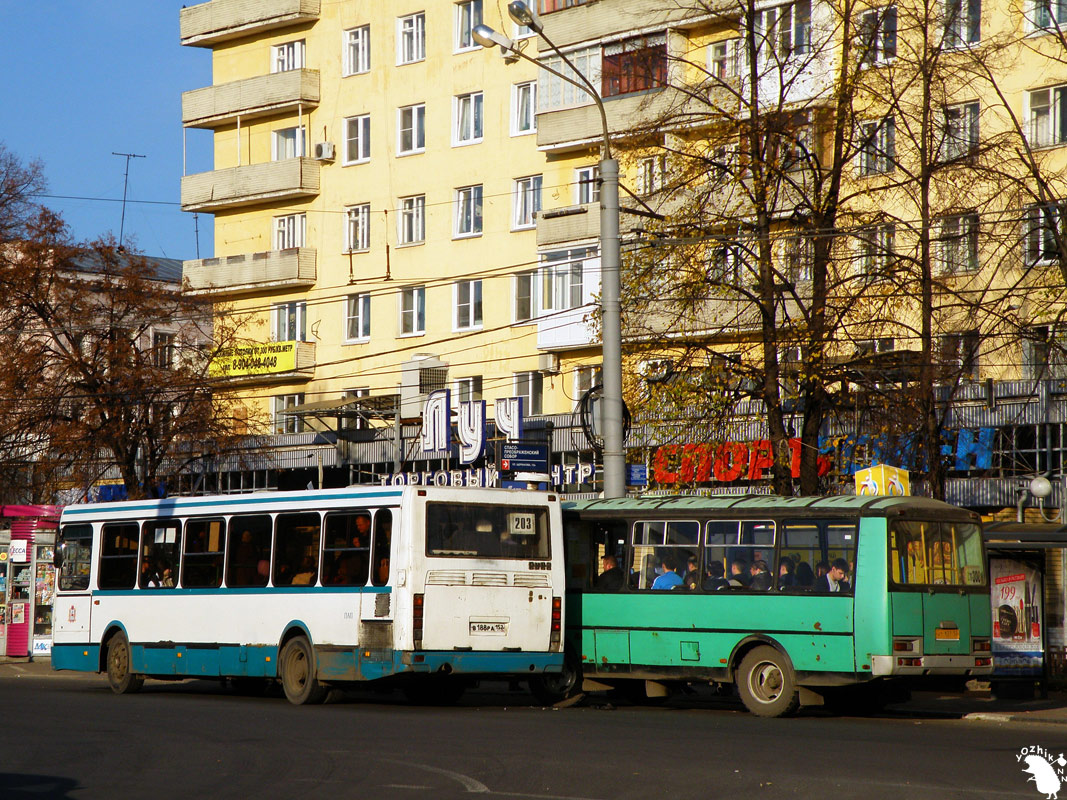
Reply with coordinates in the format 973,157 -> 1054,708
736,646 -> 799,718
279,636 -> 327,705
105,633 -> 144,695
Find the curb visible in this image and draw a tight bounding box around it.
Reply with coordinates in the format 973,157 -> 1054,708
964,711 -> 1067,725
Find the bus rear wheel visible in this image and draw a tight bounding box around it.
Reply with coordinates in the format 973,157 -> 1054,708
529,654 -> 582,705
280,636 -> 327,705
736,646 -> 799,718
106,633 -> 144,695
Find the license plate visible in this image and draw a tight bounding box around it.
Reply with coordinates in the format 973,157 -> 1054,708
935,628 -> 960,641
470,621 -> 508,635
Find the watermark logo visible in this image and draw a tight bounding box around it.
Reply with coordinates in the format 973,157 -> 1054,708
1018,746 -> 1067,798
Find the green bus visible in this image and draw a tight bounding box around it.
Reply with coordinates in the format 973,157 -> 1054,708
544,494 -> 992,716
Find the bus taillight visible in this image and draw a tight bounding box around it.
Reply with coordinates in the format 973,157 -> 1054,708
550,597 -> 562,648
413,593 -> 424,650
972,638 -> 991,653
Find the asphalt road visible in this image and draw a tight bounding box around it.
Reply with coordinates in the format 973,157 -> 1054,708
0,674 -> 1058,799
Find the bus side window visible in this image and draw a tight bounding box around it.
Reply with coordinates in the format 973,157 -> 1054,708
140,520 -> 181,589
826,523 -> 857,592
183,518 -> 226,588
274,512 -> 320,587
57,523 -> 93,592
98,523 -> 139,590
322,511 -> 371,586
225,514 -> 271,588
781,522 -> 819,591
371,510 -> 392,586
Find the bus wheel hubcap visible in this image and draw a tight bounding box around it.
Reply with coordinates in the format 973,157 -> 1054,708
751,662 -> 783,702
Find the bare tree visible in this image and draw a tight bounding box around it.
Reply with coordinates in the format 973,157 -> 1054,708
0,210 -> 255,501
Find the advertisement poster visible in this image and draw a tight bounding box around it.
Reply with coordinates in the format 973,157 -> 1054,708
11,603 -> 25,625
990,557 -> 1044,676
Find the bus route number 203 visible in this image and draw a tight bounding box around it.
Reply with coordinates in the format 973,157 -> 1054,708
508,512 -> 536,537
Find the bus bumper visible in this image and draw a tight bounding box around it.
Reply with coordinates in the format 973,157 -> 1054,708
51,644 -> 100,673
398,650 -> 563,676
871,654 -> 994,677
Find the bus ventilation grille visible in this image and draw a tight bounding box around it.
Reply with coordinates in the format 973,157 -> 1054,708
471,572 -> 508,587
512,573 -> 551,588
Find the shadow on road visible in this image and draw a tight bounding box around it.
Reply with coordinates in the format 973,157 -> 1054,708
0,773 -> 82,799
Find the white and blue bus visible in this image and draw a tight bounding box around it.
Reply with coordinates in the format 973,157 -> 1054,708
51,486 -> 565,704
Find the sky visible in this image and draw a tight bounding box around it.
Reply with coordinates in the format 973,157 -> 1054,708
1,3 -> 214,261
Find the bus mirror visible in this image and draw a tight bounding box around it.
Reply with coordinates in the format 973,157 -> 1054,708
53,546 -> 64,569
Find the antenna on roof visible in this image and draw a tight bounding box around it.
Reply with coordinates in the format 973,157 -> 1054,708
112,151 -> 145,249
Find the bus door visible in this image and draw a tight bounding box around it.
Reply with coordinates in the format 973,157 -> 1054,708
422,501 -> 554,653
890,521 -> 986,656
360,510 -> 395,624
53,523 -> 94,646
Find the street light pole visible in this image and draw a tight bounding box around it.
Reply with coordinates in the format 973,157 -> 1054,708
474,3 -> 627,498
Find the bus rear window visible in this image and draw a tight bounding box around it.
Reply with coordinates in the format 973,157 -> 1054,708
891,520 -> 985,587
426,503 -> 549,559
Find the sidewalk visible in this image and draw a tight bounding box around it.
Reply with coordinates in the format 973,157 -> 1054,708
0,658 -> 103,682
890,688 -> 1067,725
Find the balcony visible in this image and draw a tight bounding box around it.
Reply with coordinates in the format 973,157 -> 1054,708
184,248 -> 316,296
538,304 -> 599,352
537,90 -> 675,153
183,70 -> 320,129
540,0 -> 702,50
181,158 -> 319,212
209,340 -> 316,384
536,204 -> 599,248
180,0 -> 320,47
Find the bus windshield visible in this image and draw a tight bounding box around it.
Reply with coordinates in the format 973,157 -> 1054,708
426,502 -> 550,559
890,520 -> 985,587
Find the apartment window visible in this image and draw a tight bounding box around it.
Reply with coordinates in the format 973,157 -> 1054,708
344,114 -> 371,164
636,156 -> 667,195
856,224 -> 896,276
272,126 -> 306,160
515,270 -> 535,322
152,331 -> 175,370
541,252 -> 584,311
783,234 -> 813,282
341,388 -> 370,430
454,92 -> 484,145
273,301 -> 307,342
575,365 -> 603,397
346,293 -> 371,341
455,185 -> 483,237
512,81 -> 537,135
1025,202 -> 1065,265
398,195 -> 426,244
454,279 -> 483,329
709,240 -> 742,285
398,104 -> 426,154
541,0 -> 591,11
857,117 -> 896,175
944,0 -> 980,45
398,13 -> 426,64
514,175 -> 543,229
273,394 -> 305,435
1023,326 -> 1067,380
576,166 -> 600,204
539,45 -> 601,112
274,213 -> 306,250
455,376 -> 483,403
1031,0 -> 1067,30
858,6 -> 898,65
346,204 -> 371,252
939,213 -> 980,273
401,286 -> 426,335
780,112 -> 813,169
344,26 -> 371,75
272,40 -> 305,73
939,330 -> 980,379
754,0 -> 811,62
514,371 -> 544,415
602,34 -> 668,98
455,0 -> 483,51
709,39 -> 737,79
942,102 -> 979,160
1029,86 -> 1067,148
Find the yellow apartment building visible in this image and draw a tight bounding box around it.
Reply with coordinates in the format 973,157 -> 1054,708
178,0 -> 604,490
532,0 -> 1067,506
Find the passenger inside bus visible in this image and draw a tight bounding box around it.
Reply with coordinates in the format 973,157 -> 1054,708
729,558 -> 749,587
794,561 -> 815,587
778,556 -> 795,588
683,556 -> 700,589
749,560 -> 772,591
292,557 -> 316,585
814,558 -> 851,592
651,555 -> 683,590
596,554 -> 625,591
702,561 -> 730,591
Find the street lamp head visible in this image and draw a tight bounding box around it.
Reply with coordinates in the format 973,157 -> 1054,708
508,1 -> 543,33
472,24 -> 516,51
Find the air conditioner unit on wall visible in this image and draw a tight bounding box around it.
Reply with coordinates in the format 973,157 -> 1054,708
314,141 -> 335,161
538,353 -> 560,374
